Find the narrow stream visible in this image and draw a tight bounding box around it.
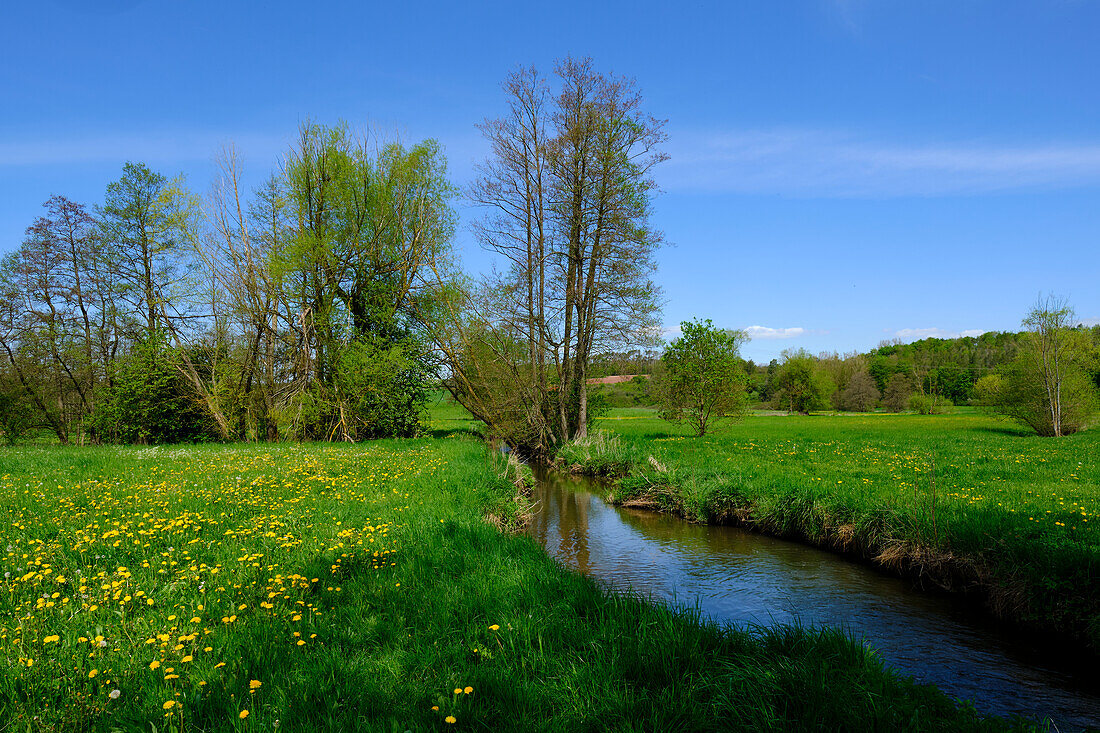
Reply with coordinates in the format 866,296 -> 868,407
527,467 -> 1100,731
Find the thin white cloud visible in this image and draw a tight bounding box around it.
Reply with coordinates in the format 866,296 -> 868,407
661,127 -> 1100,197
0,131 -> 292,168
744,325 -> 806,340
894,327 -> 987,342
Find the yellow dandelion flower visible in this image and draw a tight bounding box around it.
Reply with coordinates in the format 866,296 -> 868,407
249,680 -> 262,690
239,710 -> 249,719
149,660 -> 161,670
162,700 -> 176,710
181,655 -> 193,663
489,624 -> 500,631
453,688 -> 462,695
88,669 -> 98,678
445,716 -> 456,724
464,686 -> 473,694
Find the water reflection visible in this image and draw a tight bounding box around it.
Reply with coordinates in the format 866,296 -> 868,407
528,468 -> 1100,731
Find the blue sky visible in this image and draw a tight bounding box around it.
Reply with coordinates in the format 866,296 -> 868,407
2,0 -> 1097,362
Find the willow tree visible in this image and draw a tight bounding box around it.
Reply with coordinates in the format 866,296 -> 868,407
450,58 -> 666,456
280,123 -> 456,440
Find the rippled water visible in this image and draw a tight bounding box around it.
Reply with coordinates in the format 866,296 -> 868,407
527,468 -> 1100,730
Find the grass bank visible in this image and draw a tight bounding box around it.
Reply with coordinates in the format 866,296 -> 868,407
557,410 -> 1100,650
0,437 -> 1028,731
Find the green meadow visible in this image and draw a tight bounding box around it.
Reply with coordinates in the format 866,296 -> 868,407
0,433 -> 1027,731
560,408 -> 1100,647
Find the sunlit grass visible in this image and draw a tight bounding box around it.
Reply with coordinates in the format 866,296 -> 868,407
0,434 -> 1026,730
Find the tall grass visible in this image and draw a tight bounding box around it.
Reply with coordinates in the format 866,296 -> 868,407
0,438 -> 1024,730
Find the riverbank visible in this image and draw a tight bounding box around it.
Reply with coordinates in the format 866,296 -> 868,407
0,438 -> 1025,730
556,410 -> 1100,651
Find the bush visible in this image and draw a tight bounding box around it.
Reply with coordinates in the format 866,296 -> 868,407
92,335 -> 218,444
909,394 -> 953,415
0,383 -> 36,445
333,337 -> 429,439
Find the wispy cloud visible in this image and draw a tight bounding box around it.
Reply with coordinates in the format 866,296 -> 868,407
893,327 -> 987,342
661,128 -> 1100,197
0,130 -> 292,168
744,325 -> 807,340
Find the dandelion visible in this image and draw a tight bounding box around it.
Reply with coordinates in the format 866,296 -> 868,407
453,688 -> 462,695
489,624 -> 500,631
249,680 -> 262,690
162,700 -> 176,710
88,669 -> 98,678
149,660 -> 161,670
464,686 -> 473,694
109,689 -> 121,699
43,635 -> 60,643
181,655 -> 193,663
445,716 -> 456,724
239,710 -> 249,719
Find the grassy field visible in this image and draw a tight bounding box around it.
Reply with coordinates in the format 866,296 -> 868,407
0,434 -> 1027,731
558,408 -> 1100,648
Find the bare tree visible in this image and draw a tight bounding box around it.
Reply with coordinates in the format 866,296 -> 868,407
448,58 -> 666,456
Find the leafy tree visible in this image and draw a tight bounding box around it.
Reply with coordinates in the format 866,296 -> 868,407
837,370 -> 880,412
656,319 -> 748,436
972,374 -> 1004,407
882,373 -> 913,412
101,162 -> 199,338
995,297 -> 1097,436
775,349 -> 834,414
280,123 -> 455,439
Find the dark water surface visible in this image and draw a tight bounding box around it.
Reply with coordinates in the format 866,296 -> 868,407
527,468 -> 1100,730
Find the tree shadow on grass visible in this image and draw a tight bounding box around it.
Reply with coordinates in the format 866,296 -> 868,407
971,425 -> 1034,438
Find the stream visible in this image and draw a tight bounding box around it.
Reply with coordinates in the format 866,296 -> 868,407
527,467 -> 1100,730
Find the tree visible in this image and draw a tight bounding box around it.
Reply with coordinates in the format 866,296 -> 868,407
443,58 -> 666,456
774,349 -> 834,414
656,319 -> 748,436
997,296 -> 1097,436
279,122 -> 456,440
883,373 -> 913,412
837,370 -> 880,412
101,162 -> 199,339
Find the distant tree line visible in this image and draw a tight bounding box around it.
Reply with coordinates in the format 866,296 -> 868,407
741,323 -> 1100,419
603,301 -> 1100,437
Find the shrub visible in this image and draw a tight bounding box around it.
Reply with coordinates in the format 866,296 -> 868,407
909,394 -> 953,415
92,335 -> 218,444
